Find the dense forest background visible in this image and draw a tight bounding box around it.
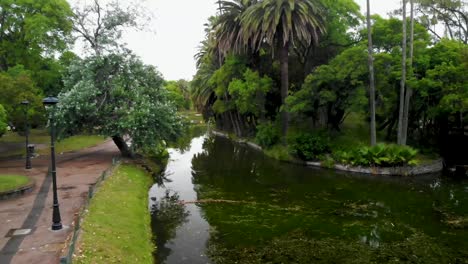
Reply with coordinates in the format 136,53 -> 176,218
191,0 -> 467,165
0,0 -> 466,164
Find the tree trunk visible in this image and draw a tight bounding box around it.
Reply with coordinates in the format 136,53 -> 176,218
112,135 -> 134,158
367,0 -> 377,146
280,42 -> 290,144
402,0 -> 415,145
397,0 -> 408,145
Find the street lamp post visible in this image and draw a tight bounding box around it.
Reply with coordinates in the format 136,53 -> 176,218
21,100 -> 31,169
43,96 -> 62,231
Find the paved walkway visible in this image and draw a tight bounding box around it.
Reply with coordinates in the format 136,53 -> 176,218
0,140 -> 119,264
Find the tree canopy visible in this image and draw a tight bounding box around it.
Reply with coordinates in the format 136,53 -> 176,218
56,52 -> 183,157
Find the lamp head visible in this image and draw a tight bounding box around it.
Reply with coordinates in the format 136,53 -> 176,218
21,100 -> 30,106
43,97 -> 59,106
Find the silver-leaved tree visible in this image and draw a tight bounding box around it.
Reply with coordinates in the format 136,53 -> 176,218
56,51 -> 183,158
54,0 -> 181,158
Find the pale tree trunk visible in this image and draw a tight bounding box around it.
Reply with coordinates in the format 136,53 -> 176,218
397,0 -> 408,145
280,42 -> 290,145
402,0 -> 415,145
367,0 -> 377,146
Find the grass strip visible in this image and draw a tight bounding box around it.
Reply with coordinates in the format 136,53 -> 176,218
51,135 -> 107,154
75,164 -> 154,264
0,175 -> 30,193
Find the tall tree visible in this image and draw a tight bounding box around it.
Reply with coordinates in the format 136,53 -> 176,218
57,52 -> 183,157
398,0 -> 408,145
0,0 -> 73,71
241,0 -> 326,142
402,0 -> 415,145
367,0 -> 377,146
72,0 -> 150,56
214,0 -> 258,58
415,0 -> 467,43
0,104 -> 7,137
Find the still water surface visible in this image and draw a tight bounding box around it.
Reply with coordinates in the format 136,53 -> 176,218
149,132 -> 468,263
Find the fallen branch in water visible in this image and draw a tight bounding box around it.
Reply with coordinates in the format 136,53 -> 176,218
180,199 -> 257,205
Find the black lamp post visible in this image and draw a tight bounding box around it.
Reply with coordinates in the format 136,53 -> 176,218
21,100 -> 31,169
43,96 -> 62,231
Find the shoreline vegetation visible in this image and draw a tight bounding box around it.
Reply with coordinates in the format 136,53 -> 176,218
75,164 -> 154,264
211,130 -> 443,176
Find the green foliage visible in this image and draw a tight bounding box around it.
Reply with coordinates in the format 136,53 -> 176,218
288,46 -> 368,129
416,39 -> 468,117
322,156 -> 335,169
255,122 -> 280,148
0,0 -> 73,67
0,104 -> 7,137
0,67 -> 45,128
166,81 -> 191,110
209,56 -> 247,114
334,144 -> 419,167
0,0 -> 73,96
228,69 -> 273,116
240,0 -> 326,51
56,52 -> 183,154
290,132 -> 331,161
362,15 -> 431,53
263,144 -> 292,162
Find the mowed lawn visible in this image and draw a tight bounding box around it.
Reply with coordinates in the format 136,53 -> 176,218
0,175 -> 31,193
0,129 -> 107,157
75,164 -> 154,264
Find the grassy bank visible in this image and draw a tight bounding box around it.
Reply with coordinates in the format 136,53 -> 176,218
0,129 -> 107,157
38,135 -> 107,155
75,164 -> 154,264
0,175 -> 31,192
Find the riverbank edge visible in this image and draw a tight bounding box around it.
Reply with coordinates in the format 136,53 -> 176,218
63,159 -> 155,264
211,130 -> 443,176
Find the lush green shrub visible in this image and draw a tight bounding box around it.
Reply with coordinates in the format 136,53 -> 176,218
264,144 -> 292,161
255,122 -> 280,148
290,133 -> 330,161
0,104 -> 7,137
333,144 -> 419,167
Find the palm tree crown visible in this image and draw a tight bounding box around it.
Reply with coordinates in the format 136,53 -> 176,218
240,0 -> 326,50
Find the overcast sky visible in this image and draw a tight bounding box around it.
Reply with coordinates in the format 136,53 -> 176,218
78,0 -> 402,81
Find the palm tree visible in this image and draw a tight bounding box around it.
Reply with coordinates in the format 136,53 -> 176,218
214,0 -> 258,57
367,0 -> 377,146
240,0 -> 326,142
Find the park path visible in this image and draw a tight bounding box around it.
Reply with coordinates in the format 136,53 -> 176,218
0,140 -> 119,264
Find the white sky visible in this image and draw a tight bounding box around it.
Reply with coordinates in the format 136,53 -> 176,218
72,0 -> 402,81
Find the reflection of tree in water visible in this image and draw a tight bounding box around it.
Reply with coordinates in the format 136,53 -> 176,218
153,170 -> 173,187
151,191 -> 190,263
169,125 -> 207,154
191,135 -> 291,189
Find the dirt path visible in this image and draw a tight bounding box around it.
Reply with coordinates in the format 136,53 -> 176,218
0,140 -> 119,264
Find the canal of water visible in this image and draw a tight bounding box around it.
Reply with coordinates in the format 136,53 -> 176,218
149,130 -> 468,263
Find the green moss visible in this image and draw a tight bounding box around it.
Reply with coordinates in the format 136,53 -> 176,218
208,231 -> 460,264
0,174 -> 31,192
75,164 -> 154,264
